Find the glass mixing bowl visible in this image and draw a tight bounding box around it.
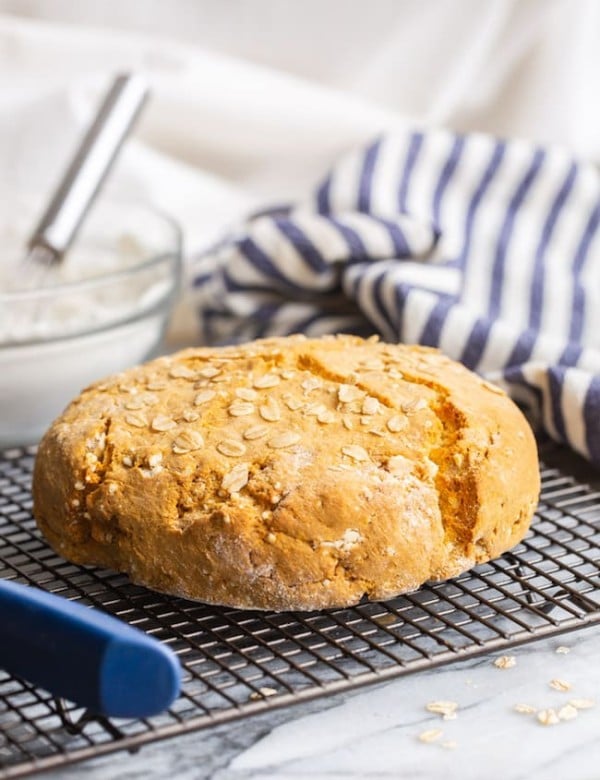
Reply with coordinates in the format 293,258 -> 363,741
0,202 -> 182,447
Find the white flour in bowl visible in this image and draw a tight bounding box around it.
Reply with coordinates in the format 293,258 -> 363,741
0,207 -> 179,447
0,225 -> 166,343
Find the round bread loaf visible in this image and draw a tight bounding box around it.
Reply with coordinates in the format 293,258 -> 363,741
33,334 -> 540,611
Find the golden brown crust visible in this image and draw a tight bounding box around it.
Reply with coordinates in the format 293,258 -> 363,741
32,334 -> 540,611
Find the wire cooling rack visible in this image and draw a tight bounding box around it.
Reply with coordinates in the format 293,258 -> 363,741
1,442 -> 599,778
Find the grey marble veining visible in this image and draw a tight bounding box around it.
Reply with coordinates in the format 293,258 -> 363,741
45,623 -> 600,780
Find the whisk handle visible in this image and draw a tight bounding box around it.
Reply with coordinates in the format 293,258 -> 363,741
28,73 -> 149,259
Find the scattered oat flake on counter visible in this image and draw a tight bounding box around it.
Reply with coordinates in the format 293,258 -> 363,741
555,646 -> 571,654
537,709 -> 560,726
441,741 -> 458,750
514,703 -> 537,715
549,678 -> 571,692
569,698 -> 595,710
249,687 -> 277,701
418,729 -> 443,744
494,655 -> 516,669
558,705 -> 578,722
426,701 -> 458,719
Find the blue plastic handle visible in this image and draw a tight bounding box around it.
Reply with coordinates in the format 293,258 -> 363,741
0,578 -> 181,718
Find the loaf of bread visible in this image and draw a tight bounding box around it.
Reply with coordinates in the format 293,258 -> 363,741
33,334 -> 539,611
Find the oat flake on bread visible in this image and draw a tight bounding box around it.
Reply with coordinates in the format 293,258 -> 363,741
32,334 -> 540,611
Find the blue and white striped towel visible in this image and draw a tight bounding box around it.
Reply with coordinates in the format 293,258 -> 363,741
192,128 -> 600,468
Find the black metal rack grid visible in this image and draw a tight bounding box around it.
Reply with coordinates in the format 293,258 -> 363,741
1,443 -> 599,778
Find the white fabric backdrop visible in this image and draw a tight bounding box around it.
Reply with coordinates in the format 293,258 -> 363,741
0,1 -> 598,339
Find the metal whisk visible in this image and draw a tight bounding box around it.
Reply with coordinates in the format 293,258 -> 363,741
18,73 -> 149,290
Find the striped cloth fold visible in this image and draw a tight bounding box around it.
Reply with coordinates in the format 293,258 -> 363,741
191,128 -> 600,467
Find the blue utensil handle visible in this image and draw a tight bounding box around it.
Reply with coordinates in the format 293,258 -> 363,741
0,578 -> 180,718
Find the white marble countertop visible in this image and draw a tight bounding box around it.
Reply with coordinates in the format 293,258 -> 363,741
50,622 -> 600,780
